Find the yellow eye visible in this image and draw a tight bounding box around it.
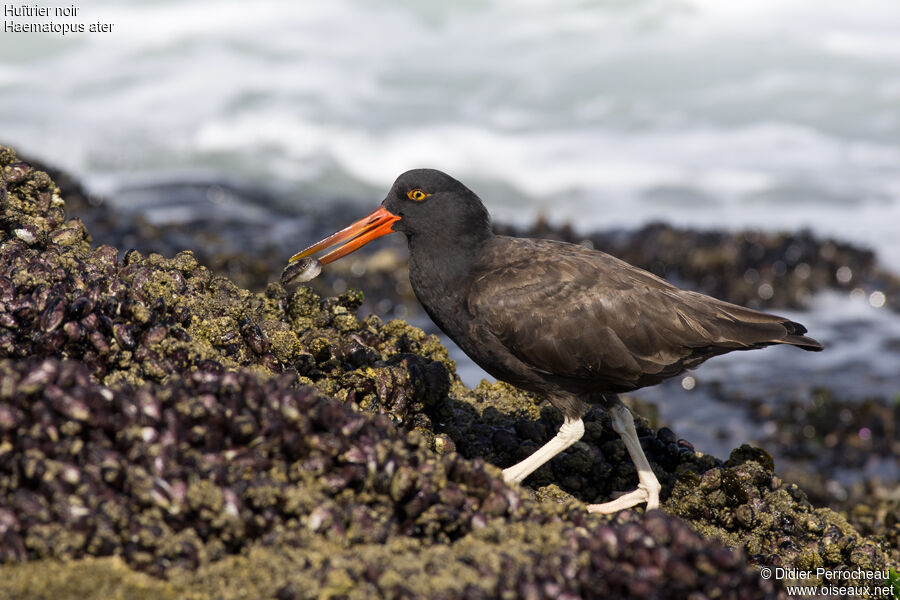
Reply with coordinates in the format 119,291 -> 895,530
407,189 -> 429,202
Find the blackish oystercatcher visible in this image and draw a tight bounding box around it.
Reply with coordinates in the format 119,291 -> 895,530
288,169 -> 824,513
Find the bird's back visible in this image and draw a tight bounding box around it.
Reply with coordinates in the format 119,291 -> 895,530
464,236 -> 822,395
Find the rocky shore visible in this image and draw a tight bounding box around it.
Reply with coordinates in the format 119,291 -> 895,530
0,146 -> 896,598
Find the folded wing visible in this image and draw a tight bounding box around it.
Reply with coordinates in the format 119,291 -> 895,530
466,238 -> 822,392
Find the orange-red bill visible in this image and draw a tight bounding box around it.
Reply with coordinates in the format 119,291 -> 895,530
289,205 -> 401,265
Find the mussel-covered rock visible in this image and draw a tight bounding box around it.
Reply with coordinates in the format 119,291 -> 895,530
0,145 -> 892,598
0,357 -> 788,598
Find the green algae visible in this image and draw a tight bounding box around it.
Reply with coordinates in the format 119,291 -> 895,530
0,528 -> 567,600
0,557 -> 174,600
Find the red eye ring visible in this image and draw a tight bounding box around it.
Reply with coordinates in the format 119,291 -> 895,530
407,189 -> 428,201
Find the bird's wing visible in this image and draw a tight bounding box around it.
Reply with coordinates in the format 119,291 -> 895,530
466,237 -> 808,390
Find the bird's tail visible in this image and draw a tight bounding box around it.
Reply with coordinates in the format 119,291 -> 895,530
778,321 -> 824,351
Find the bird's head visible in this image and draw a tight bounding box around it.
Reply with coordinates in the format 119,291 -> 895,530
289,168 -> 491,266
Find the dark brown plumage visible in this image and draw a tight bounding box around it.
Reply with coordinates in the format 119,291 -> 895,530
423,236 -> 820,410
290,168 -> 823,513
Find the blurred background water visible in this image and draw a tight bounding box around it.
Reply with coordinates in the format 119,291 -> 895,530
2,0 -> 899,462
2,0 -> 900,264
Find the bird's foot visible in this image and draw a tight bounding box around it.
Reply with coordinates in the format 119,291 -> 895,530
585,482 -> 660,514
501,465 -> 526,484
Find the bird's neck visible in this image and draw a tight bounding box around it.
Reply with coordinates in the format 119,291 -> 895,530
407,230 -> 492,295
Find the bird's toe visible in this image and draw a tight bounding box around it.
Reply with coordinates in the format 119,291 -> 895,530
585,486 -> 655,514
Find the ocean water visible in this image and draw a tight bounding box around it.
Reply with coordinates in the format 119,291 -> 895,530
2,0 -> 900,265
2,1 -> 899,462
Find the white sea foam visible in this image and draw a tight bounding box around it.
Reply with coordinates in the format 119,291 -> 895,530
1,0 -> 900,264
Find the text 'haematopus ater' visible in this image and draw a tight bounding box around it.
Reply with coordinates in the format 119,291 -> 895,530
288,169 -> 824,513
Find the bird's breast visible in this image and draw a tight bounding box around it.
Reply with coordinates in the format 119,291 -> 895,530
408,255 -> 469,334
407,254 -> 549,392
